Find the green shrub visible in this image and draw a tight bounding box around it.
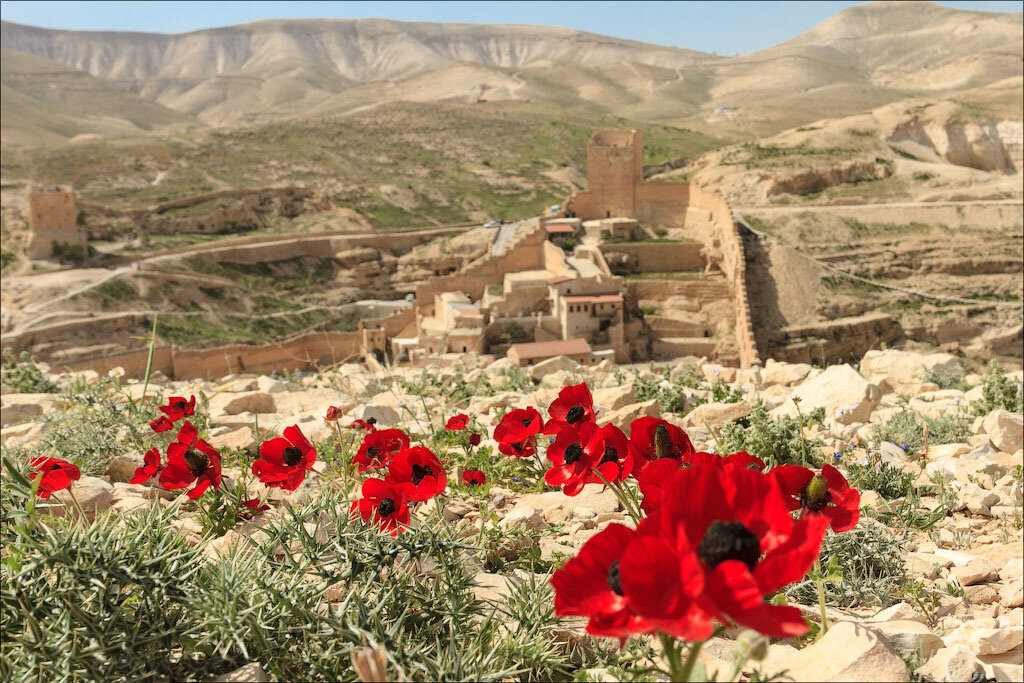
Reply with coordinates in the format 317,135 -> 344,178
719,400 -> 823,467
920,366 -> 968,391
845,460 -> 914,500
1,349 -> 57,394
971,360 -> 1023,415
784,520 -> 906,608
871,409 -> 971,455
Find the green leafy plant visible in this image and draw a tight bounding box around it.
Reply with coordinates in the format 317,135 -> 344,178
920,366 -> 968,391
720,401 -> 823,467
971,360 -> 1023,415
1,349 -> 57,394
845,460 -> 914,500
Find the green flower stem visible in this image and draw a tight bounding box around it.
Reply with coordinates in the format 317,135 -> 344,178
658,632 -> 685,681
815,559 -> 829,637
678,637 -> 706,683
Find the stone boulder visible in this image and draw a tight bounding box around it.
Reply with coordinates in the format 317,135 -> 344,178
916,646 -> 985,682
49,476 -> 114,522
774,364 -> 882,425
681,401 -> 751,430
530,356 -> 581,381
209,391 -> 275,417
762,359 -> 812,386
349,403 -> 402,426
1,392 -> 64,426
592,384 -> 636,412
782,621 -> 909,682
597,399 -> 660,431
860,349 -> 964,395
869,620 -> 944,660
983,410 -> 1023,454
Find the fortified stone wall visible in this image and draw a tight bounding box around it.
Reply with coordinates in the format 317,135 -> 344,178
27,186 -> 87,259
768,312 -> 902,365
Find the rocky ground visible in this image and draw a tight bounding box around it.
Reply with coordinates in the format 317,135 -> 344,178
1,348 -> 1022,682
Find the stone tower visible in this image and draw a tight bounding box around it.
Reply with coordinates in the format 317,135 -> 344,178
585,129 -> 642,217
26,185 -> 86,260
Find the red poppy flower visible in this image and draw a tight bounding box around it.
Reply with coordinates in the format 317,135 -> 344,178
493,407 -> 543,458
324,406 -> 344,422
550,523 -> 654,642
239,498 -> 271,520
462,469 -> 487,486
445,414 -> 469,431
252,425 -> 317,491
620,464 -> 829,639
158,421 -> 222,500
628,416 -> 695,472
29,457 -> 81,498
638,451 -> 767,515
545,422 -> 599,496
771,463 -> 860,532
544,382 -> 597,434
158,395 -> 196,421
386,446 -> 447,502
349,417 -> 377,432
150,416 -> 175,433
469,433 -> 481,447
585,423 -> 634,486
350,478 -> 409,535
130,448 -> 162,485
637,457 -> 683,515
352,428 -> 409,471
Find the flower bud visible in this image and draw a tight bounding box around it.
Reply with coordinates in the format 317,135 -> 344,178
737,629 -> 769,662
351,645 -> 388,682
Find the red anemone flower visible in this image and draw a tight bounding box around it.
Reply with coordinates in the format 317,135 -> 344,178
462,469 -> 487,486
585,423 -> 634,486
544,382 -> 597,434
150,416 -> 175,433
620,464 -> 829,640
324,406 -> 344,422
628,416 -> 695,473
350,417 -> 378,432
351,478 -> 409,535
771,463 -> 861,532
158,395 -> 196,421
252,425 -> 317,491
130,448 -> 162,485
445,414 -> 469,431
352,428 -> 409,471
29,457 -> 81,498
239,498 -> 271,520
387,446 -> 447,502
551,523 -> 654,642
545,422 -> 599,496
494,407 -> 543,458
637,451 -> 766,516
158,421 -> 222,500
469,433 -> 482,447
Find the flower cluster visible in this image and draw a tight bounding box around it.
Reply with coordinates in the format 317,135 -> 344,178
348,425 -> 448,536
487,381 -> 862,648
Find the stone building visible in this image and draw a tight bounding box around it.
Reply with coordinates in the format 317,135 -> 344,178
26,185 -> 87,260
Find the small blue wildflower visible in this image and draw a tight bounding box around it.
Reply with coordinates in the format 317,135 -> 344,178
901,444 -> 909,451
833,452 -> 843,460
512,477 -> 522,482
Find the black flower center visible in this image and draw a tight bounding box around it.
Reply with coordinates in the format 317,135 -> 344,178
411,463 -> 432,485
564,443 -> 583,465
377,498 -> 395,517
799,475 -> 832,512
366,445 -> 380,460
282,446 -> 303,467
51,463 -> 62,470
566,405 -> 586,424
173,400 -> 187,410
521,418 -> 534,427
606,560 -> 623,595
599,445 -> 618,465
653,424 -> 674,459
468,477 -> 481,486
698,520 -> 761,572
366,417 -> 377,425
183,448 -> 208,477
511,441 -> 525,452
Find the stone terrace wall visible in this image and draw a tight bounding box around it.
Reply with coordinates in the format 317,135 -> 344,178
414,223 -> 545,306
601,241 -> 704,272
690,184 -> 762,369
769,312 -> 901,365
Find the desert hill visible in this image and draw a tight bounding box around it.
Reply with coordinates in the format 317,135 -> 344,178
0,48 -> 202,146
1,1 -> 1020,139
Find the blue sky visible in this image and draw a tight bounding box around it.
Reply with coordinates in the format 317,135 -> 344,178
0,1 -> 1019,54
